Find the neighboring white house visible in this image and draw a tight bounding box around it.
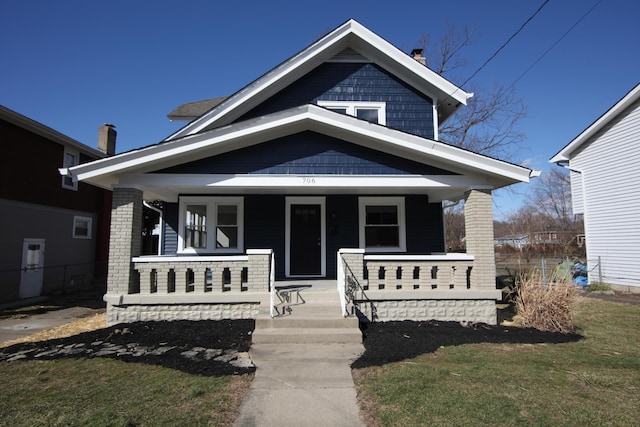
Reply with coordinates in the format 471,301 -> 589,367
550,83 -> 640,293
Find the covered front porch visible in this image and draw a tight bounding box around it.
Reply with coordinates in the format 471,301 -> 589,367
104,186 -> 500,325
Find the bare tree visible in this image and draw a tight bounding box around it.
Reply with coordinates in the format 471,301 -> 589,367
524,167 -> 583,250
417,22 -> 527,160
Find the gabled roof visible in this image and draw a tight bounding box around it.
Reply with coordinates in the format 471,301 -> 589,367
550,82 -> 640,163
0,104 -> 106,159
166,19 -> 472,141
66,104 -> 532,200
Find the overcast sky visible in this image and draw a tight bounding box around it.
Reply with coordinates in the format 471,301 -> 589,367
2,0 -> 638,218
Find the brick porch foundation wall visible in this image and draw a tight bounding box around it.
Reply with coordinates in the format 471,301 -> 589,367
354,299 -> 497,324
107,303 -> 260,324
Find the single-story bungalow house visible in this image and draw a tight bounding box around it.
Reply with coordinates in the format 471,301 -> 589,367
63,20 -> 538,325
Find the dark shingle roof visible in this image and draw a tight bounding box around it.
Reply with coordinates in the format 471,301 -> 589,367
167,96 -> 228,121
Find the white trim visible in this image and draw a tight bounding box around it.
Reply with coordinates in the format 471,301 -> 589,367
551,83 -> 640,163
67,105 -> 532,192
317,101 -> 386,125
72,215 -> 92,239
285,196 -> 326,278
177,196 -> 244,254
132,255 -> 249,263
358,197 -> 406,253
364,254 -> 474,261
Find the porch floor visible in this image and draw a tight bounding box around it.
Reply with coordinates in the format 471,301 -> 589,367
252,280 -> 362,344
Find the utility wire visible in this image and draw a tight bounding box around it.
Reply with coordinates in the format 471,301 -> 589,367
459,0 -> 551,89
507,0 -> 603,90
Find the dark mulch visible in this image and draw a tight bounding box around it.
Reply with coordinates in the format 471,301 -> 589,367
353,320 -> 583,369
1,318 -> 583,376
0,319 -> 255,377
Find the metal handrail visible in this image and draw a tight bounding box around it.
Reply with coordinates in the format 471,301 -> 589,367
269,250 -> 276,318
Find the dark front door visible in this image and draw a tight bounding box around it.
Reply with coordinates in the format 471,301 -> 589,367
290,204 -> 321,276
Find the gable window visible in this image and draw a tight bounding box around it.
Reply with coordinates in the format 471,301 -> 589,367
73,216 -> 92,239
178,197 -> 244,253
318,101 -> 386,125
62,148 -> 79,190
359,197 -> 406,252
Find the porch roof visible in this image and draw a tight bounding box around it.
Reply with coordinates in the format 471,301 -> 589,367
63,104 -> 535,202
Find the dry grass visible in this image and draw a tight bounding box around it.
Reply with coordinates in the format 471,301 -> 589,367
0,313 -> 107,348
514,271 -> 578,333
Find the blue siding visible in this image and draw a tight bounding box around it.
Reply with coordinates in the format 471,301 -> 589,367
162,195 -> 444,279
162,203 -> 179,255
155,131 -> 455,176
405,195 -> 445,253
240,63 -> 435,138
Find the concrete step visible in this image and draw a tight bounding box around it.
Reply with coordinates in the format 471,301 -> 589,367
251,327 -> 362,344
256,316 -> 359,329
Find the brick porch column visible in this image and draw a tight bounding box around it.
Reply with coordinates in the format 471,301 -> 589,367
107,187 -> 143,295
464,189 -> 496,290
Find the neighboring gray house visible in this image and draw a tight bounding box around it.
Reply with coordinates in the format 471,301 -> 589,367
63,20 -> 538,325
0,106 -> 114,303
550,83 -> 640,293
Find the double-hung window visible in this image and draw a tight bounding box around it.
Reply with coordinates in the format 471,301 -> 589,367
359,197 -> 406,252
317,101 -> 386,125
179,197 -> 244,253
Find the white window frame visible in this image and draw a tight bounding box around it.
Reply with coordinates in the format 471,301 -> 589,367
72,216 -> 92,239
358,197 -> 406,253
317,101 -> 386,125
62,147 -> 79,190
178,196 -> 244,254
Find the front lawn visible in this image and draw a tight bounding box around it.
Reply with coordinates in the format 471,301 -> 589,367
353,298 -> 640,426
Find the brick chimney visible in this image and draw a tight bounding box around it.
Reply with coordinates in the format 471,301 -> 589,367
411,48 -> 426,66
98,124 -> 117,156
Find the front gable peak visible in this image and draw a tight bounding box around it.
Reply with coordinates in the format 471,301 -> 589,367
166,19 -> 472,141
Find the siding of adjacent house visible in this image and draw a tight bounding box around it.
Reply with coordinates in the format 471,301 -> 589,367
161,194 -> 444,280
0,117 -> 111,302
239,62 -> 435,138
569,98 -> 640,288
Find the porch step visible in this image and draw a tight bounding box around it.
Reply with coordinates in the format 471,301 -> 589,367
252,281 -> 362,344
252,326 -> 362,344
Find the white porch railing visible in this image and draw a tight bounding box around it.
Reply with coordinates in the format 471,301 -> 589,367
338,249 -> 476,316
113,249 -> 273,306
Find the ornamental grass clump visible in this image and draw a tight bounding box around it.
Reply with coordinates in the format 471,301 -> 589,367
514,270 -> 578,333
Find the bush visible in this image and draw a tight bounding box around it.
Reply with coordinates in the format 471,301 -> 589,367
586,282 -> 612,292
514,270 -> 578,333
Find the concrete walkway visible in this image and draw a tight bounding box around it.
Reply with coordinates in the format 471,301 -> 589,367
234,343 -> 365,427
234,281 -> 365,426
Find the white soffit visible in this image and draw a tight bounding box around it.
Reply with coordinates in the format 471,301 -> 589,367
68,105 -> 531,189
165,19 -> 471,141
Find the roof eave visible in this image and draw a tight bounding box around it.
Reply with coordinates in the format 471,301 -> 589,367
69,105 -> 530,191
550,82 -> 640,163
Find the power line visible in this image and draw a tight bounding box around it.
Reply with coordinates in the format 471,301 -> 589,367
460,0 -> 551,88
508,0 -> 603,90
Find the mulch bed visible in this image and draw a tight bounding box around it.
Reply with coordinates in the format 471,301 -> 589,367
353,320 -> 583,369
0,318 -> 582,376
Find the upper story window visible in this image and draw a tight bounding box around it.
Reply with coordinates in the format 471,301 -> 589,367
178,197 -> 244,254
62,147 -> 79,190
358,197 -> 406,252
317,101 -> 386,125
